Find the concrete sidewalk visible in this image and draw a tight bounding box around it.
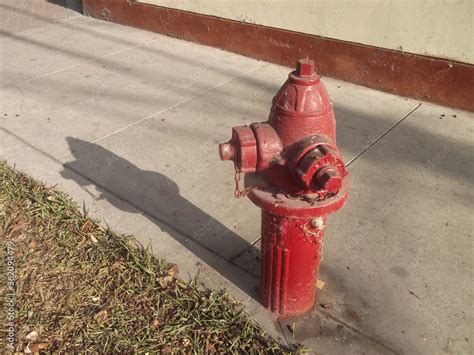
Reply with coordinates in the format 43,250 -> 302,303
1,6 -> 473,354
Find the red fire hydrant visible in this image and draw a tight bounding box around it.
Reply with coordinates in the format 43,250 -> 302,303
219,59 -> 349,317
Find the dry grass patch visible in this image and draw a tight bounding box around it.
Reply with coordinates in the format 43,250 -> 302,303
0,162 -> 301,353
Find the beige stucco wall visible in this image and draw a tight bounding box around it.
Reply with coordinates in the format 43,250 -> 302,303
141,0 -> 473,64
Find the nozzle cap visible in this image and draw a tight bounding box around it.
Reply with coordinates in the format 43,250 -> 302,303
219,142 -> 235,161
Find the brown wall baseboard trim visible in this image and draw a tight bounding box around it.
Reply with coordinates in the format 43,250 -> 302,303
83,0 -> 473,112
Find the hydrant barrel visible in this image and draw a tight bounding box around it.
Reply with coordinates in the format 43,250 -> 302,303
261,211 -> 325,316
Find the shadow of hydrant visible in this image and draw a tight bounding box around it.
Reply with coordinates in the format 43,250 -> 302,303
61,137 -> 259,299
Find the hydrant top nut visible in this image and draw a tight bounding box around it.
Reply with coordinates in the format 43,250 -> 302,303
296,58 -> 315,77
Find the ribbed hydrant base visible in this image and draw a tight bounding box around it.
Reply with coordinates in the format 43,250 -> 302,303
260,210 -> 325,318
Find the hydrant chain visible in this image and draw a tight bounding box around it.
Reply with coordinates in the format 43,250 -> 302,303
233,170 -> 256,198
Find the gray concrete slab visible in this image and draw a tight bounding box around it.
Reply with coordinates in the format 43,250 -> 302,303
1,15 -> 159,84
56,63 -> 416,263
1,10 -> 472,354
1,19 -> 263,158
0,0 -> 68,34
318,103 -> 473,354
235,103 -> 474,353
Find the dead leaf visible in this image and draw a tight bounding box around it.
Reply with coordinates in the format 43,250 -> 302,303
26,331 -> 38,341
81,220 -> 96,234
151,319 -> 160,329
167,264 -> 179,276
158,275 -> 174,288
28,239 -> 38,251
8,223 -> 25,237
94,310 -> 108,323
77,235 -> 87,247
28,342 -> 49,352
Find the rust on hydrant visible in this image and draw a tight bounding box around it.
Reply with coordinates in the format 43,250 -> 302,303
219,59 -> 349,317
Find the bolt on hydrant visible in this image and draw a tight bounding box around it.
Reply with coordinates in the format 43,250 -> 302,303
219,59 -> 349,317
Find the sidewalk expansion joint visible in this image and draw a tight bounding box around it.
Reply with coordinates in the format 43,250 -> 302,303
60,64 -> 269,160
318,309 -> 400,354
15,37 -> 163,85
346,103 -> 422,167
228,236 -> 261,262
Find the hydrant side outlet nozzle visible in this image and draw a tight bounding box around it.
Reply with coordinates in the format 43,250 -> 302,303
219,59 -> 349,317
